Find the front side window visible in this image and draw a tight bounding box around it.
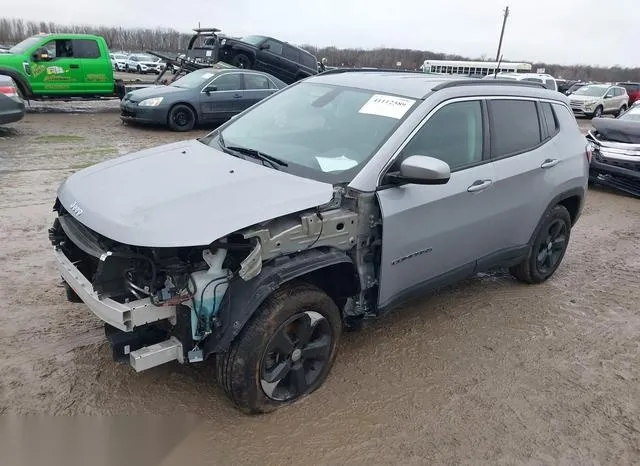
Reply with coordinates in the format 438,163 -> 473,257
489,99 -> 541,158
263,39 -> 283,55
211,73 -> 242,91
398,100 -> 483,171
207,82 -> 415,183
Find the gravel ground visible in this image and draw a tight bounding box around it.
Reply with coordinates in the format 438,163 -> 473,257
0,113 -> 639,465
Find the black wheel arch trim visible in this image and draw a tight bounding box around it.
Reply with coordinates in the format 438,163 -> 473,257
527,186 -> 585,246
0,68 -> 33,98
202,247 -> 356,358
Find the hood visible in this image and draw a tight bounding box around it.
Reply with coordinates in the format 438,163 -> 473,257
56,139 -> 334,248
592,117 -> 640,144
125,85 -> 188,101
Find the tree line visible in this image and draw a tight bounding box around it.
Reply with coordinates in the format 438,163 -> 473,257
1,17 -> 638,82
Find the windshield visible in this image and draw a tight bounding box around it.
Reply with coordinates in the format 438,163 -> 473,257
170,68 -> 220,88
9,36 -> 43,54
239,35 -> 267,46
574,85 -> 608,97
204,82 -> 417,183
619,107 -> 640,122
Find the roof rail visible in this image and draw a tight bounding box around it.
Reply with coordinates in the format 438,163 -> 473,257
431,79 -> 547,91
319,67 -> 425,75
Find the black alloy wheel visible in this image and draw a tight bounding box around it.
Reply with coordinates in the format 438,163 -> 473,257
535,218 -> 568,276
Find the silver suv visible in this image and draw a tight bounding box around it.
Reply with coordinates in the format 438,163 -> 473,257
569,83 -> 629,118
49,71 -> 589,414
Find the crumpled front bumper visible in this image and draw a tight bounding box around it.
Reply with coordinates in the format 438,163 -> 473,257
589,138 -> 640,197
53,246 -> 176,332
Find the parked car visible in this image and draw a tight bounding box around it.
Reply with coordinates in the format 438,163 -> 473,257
587,104 -> 640,197
616,82 -> 640,106
120,66 -> 286,131
218,35 -> 318,84
484,72 -> 559,91
0,75 -> 25,124
50,72 -> 589,414
110,52 -> 128,72
125,54 -> 164,74
565,81 -> 590,95
569,83 -> 629,118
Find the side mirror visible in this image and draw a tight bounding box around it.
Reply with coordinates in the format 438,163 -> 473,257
32,48 -> 49,61
259,43 -> 270,50
204,85 -> 217,94
385,155 -> 451,186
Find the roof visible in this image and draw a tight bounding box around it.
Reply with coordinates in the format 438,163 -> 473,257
308,70 -> 565,101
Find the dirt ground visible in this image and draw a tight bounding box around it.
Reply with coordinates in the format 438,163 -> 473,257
1,112 -> 639,465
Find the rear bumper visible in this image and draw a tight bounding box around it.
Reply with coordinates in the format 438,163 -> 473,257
0,98 -> 26,124
53,246 -> 176,332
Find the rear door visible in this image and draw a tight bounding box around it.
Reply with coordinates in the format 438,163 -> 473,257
198,72 -> 244,121
255,39 -> 289,82
281,44 -> 302,82
376,99 -> 500,309
241,72 -> 279,109
72,39 -> 111,94
484,98 -> 559,250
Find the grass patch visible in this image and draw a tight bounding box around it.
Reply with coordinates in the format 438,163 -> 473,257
73,147 -> 118,157
36,135 -> 85,143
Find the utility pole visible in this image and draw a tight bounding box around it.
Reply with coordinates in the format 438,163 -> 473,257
495,6 -> 509,62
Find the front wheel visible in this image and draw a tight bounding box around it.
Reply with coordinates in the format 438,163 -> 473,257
590,106 -> 603,119
216,283 -> 342,414
510,205 -> 572,284
167,104 -> 196,131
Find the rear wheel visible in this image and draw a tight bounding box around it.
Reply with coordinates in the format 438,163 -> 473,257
510,205 -> 572,284
167,104 -> 196,132
216,282 -> 341,414
616,105 -> 627,117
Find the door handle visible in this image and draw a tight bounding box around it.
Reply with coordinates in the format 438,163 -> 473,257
69,64 -> 79,69
540,158 -> 559,169
467,179 -> 493,192
232,93 -> 242,98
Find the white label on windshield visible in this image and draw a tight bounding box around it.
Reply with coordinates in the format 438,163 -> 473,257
206,50 -> 212,57
315,155 -> 358,172
201,73 -> 214,79
359,94 -> 415,119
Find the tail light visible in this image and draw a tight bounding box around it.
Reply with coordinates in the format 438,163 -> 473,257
0,83 -> 21,101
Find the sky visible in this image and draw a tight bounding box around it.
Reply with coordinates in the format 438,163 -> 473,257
4,0 -> 637,68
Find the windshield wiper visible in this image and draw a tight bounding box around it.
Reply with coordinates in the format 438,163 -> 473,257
216,133 -> 288,169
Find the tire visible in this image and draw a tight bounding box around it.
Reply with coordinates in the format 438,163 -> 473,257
216,282 -> 342,414
590,106 -> 603,119
167,104 -> 196,132
616,105 -> 627,117
64,280 -> 83,303
510,205 -> 572,284
231,53 -> 252,69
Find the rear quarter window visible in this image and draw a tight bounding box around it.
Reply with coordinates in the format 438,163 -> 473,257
540,102 -> 559,138
488,99 -> 542,158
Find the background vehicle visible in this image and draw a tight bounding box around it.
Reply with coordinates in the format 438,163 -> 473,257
569,84 -> 628,118
120,67 -> 286,131
565,81 -> 590,95
51,73 -> 588,414
125,53 -> 165,74
587,105 -> 640,197
617,82 -> 640,106
110,52 -> 128,71
484,72 -> 559,91
218,34 -> 318,84
0,33 -> 127,100
0,75 -> 25,124
421,59 -> 532,76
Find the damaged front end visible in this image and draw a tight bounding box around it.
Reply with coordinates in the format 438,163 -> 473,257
587,118 -> 640,198
49,185 -> 377,372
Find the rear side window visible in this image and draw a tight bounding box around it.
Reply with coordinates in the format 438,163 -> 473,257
282,45 -> 300,63
244,73 -> 274,90
488,99 -> 541,158
300,53 -> 318,70
544,79 -> 555,90
540,102 -> 559,138
72,39 -> 100,59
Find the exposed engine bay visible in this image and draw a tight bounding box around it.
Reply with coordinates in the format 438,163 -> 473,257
49,187 -> 382,364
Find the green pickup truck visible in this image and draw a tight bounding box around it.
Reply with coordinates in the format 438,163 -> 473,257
0,33 -> 126,100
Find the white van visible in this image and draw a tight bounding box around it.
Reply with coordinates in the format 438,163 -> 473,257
483,72 -> 558,92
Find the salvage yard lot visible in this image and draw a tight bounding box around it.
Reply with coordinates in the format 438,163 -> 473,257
1,113 -> 639,464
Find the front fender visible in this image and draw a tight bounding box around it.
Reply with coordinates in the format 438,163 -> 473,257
203,247 -> 354,357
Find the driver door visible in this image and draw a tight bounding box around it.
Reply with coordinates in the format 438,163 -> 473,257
199,72 -> 244,121
376,99 -> 500,310
29,39 -> 83,94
